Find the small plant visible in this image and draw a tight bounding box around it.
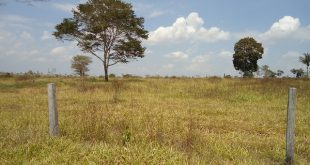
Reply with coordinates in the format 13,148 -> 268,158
122,126 -> 132,146
182,109 -> 196,162
112,80 -> 124,103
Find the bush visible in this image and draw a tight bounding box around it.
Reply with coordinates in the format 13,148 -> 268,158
109,73 -> 116,78
122,74 -> 141,78
15,74 -> 34,81
224,75 -> 232,78
0,72 -> 12,78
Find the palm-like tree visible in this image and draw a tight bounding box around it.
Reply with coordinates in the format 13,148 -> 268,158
299,53 -> 310,78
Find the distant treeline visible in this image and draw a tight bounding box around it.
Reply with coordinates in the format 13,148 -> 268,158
0,71 -> 305,80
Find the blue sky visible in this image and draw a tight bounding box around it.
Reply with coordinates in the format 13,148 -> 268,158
0,0 -> 310,77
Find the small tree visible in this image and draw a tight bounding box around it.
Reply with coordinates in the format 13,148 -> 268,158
290,68 -> 304,78
299,53 -> 310,78
276,70 -> 284,77
71,55 -> 92,78
261,65 -> 276,78
53,0 -> 148,82
233,37 -> 264,77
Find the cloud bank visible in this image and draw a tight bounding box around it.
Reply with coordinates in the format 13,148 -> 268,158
166,51 -> 189,60
148,12 -> 229,44
260,16 -> 300,40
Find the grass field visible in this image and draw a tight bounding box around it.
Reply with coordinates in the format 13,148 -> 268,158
0,76 -> 309,164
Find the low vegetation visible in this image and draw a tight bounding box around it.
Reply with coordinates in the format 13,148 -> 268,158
0,77 -> 309,164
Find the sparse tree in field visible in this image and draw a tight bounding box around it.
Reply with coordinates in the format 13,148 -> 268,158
71,55 -> 92,78
53,0 -> 148,82
261,65 -> 276,78
276,70 -> 284,77
299,53 -> 310,78
261,65 -> 269,77
290,68 -> 304,78
233,37 -> 264,77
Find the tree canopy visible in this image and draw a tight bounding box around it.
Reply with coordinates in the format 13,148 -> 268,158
276,70 -> 284,77
290,68 -> 304,78
53,0 -> 148,81
71,55 -> 92,78
299,53 -> 310,78
233,37 -> 264,77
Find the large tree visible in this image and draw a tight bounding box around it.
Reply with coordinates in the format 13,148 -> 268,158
53,0 -> 148,81
299,53 -> 310,78
233,37 -> 264,77
71,55 -> 92,78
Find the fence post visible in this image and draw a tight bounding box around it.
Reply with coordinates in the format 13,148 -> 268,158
286,88 -> 297,165
48,83 -> 60,136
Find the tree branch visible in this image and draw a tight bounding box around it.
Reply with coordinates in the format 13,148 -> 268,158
89,51 -> 104,63
108,61 -> 120,66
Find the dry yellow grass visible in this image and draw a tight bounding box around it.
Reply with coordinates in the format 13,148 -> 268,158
0,77 -> 309,164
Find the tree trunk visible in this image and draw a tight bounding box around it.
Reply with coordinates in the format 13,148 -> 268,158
307,66 -> 309,79
104,64 -> 109,82
82,71 -> 85,83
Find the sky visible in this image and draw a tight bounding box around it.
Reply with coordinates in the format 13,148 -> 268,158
0,0 -> 310,77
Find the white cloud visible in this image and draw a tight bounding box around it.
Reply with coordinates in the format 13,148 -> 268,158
276,51 -> 303,76
0,14 -> 33,29
53,3 -> 76,13
29,49 -> 39,56
219,50 -> 232,57
293,26 -> 310,41
148,12 -> 229,44
260,16 -> 300,40
50,46 -> 67,56
162,64 -> 174,70
132,3 -> 153,12
166,51 -> 189,60
233,16 -> 310,43
0,14 -> 32,23
282,51 -> 301,59
270,16 -> 300,32
191,55 -> 209,64
0,29 -> 12,40
41,30 -> 52,40
149,11 -> 165,18
20,31 -> 33,40
33,57 -> 48,62
0,28 -> 43,62
187,54 -> 210,71
145,49 -> 153,54
50,45 -> 78,61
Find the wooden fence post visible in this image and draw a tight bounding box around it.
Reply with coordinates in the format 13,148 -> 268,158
286,88 -> 297,165
48,83 -> 60,136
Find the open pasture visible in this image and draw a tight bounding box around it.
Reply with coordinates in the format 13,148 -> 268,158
0,77 -> 309,164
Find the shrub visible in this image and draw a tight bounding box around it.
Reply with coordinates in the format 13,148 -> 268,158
109,73 -> 116,78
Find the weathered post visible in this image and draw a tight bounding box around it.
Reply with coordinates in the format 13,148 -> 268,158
48,83 -> 60,136
286,88 -> 297,165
